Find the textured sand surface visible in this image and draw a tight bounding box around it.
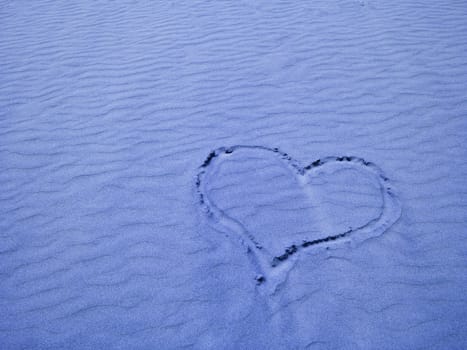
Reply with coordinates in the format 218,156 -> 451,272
1,1 -> 466,349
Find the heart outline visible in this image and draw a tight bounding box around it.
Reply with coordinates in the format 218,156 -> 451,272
196,145 -> 401,287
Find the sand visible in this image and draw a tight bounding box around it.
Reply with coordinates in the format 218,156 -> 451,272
1,1 -> 466,349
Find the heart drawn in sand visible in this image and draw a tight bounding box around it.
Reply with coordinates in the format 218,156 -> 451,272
196,146 -> 401,286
